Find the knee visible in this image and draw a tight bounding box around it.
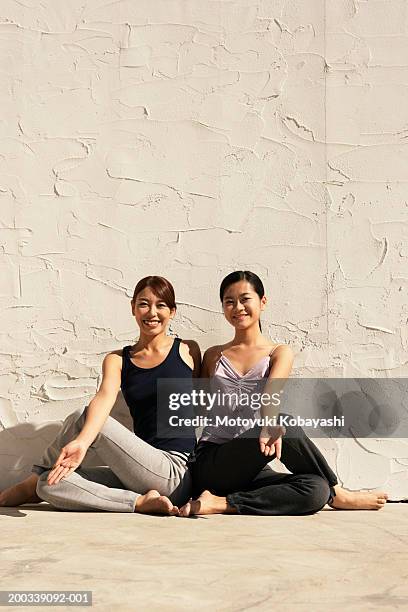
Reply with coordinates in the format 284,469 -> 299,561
36,471 -> 53,500
304,475 -> 331,513
36,471 -> 65,505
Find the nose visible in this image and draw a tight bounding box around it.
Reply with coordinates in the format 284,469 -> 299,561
149,304 -> 158,317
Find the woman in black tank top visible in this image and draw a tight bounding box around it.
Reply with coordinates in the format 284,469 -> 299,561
122,337 -> 197,457
1,276 -> 201,515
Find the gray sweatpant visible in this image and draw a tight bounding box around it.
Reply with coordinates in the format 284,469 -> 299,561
31,406 -> 192,512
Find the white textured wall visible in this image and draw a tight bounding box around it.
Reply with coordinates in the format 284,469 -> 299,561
1,1 -> 407,498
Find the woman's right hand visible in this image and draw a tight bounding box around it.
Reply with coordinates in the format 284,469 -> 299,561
47,439 -> 89,485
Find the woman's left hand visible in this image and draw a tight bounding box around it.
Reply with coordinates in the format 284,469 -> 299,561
47,439 -> 89,485
259,425 -> 285,459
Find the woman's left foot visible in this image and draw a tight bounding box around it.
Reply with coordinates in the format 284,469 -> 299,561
179,490 -> 236,516
330,486 -> 388,510
0,474 -> 41,507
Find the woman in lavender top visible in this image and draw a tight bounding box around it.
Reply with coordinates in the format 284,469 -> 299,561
180,271 -> 389,516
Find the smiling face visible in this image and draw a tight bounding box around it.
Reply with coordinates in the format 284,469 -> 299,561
131,286 -> 175,336
221,280 -> 266,329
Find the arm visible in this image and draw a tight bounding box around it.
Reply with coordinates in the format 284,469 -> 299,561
260,345 -> 294,457
261,345 -> 294,419
47,352 -> 122,485
201,346 -> 221,378
76,352 -> 122,446
198,347 -> 221,415
200,349 -> 211,378
181,339 -> 202,378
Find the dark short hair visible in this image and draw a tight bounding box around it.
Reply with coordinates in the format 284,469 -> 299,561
219,271 -> 265,302
132,276 -> 176,310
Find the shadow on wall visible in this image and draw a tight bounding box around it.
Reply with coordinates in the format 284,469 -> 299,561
0,394 -> 133,490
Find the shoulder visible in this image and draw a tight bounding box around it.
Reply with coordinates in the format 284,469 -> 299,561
104,347 -> 127,361
202,344 -> 225,367
203,344 -> 223,359
99,351 -> 124,384
179,338 -> 201,361
179,338 -> 201,356
107,347 -> 125,358
269,343 -> 294,362
102,349 -> 125,370
200,345 -> 224,377
179,339 -> 201,365
178,338 -> 201,374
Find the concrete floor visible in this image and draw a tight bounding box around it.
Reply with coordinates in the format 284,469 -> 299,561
1,503 -> 408,611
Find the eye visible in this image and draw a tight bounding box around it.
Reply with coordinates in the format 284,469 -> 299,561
157,303 -> 168,309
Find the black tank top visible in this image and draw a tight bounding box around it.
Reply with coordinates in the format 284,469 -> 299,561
120,337 -> 196,457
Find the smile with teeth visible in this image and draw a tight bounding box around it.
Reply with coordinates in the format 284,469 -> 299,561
143,320 -> 161,326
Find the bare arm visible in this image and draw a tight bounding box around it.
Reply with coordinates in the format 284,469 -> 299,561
201,346 -> 222,378
260,345 -> 294,457
47,351 -> 122,485
76,352 -> 122,447
181,339 -> 202,378
261,344 -> 294,420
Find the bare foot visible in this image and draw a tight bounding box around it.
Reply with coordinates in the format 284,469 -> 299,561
330,485 -> 388,510
179,490 -> 237,517
179,499 -> 192,517
134,490 -> 179,515
0,474 -> 42,507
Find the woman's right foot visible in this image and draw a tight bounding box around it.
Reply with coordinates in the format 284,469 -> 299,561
330,486 -> 388,510
179,490 -> 237,516
0,474 -> 41,507
134,490 -> 179,515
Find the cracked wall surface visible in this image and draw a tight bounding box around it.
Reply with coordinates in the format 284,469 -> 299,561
1,0 -> 407,498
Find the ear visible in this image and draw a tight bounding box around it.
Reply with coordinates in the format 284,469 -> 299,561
130,299 -> 135,314
170,306 -> 176,319
260,296 -> 267,310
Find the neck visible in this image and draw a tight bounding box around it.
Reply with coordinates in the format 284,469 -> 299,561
135,331 -> 171,351
232,323 -> 264,346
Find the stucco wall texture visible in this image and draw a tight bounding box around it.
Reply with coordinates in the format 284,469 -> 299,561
1,1 -> 408,498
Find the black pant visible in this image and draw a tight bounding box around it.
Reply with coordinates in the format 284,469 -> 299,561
189,415 -> 338,516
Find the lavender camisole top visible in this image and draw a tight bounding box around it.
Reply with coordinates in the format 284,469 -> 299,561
199,345 -> 284,445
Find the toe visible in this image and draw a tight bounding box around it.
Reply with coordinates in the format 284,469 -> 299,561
180,503 -> 191,517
